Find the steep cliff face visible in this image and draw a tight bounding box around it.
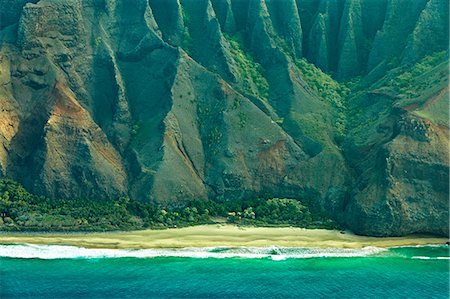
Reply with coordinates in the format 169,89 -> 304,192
0,0 -> 448,236
343,52 -> 449,236
299,0 -> 448,79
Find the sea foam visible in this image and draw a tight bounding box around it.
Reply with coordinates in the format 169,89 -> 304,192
0,244 -> 390,260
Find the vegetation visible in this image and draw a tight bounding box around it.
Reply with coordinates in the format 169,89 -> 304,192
295,58 -> 349,141
224,33 -> 269,100
0,179 -> 340,231
386,51 -> 448,98
0,180 -> 139,231
222,197 -> 338,228
295,58 -> 350,105
181,9 -> 193,55
206,127 -> 223,149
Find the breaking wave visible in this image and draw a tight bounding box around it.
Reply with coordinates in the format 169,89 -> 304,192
0,244 -> 391,260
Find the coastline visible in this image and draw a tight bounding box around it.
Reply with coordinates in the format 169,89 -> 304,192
0,225 -> 447,249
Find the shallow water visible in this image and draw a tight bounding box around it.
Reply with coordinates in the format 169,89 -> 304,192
1,245 -> 449,298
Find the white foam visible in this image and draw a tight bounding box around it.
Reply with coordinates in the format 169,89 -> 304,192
411,256 -> 450,260
412,256 -> 431,260
0,244 -> 389,260
390,244 -> 447,249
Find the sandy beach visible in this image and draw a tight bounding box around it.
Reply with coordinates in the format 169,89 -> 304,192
0,225 -> 447,249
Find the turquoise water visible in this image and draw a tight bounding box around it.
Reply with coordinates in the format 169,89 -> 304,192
0,245 -> 449,298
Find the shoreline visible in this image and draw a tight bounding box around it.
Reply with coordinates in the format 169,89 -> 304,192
0,225 -> 447,249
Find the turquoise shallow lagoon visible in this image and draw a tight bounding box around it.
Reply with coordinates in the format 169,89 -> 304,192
0,245 -> 449,298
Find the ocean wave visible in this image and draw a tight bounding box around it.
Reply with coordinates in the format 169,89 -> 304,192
412,256 -> 450,260
390,244 -> 447,249
0,244 -> 390,260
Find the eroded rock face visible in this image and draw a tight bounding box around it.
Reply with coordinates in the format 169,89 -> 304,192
345,115 -> 449,236
0,0 -> 448,236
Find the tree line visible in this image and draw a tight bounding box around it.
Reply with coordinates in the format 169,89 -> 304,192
0,179 -> 340,231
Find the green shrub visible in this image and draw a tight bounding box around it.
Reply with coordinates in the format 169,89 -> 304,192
181,9 -> 193,55
295,58 -> 349,139
224,33 -> 269,100
386,51 -> 447,97
0,179 -> 340,231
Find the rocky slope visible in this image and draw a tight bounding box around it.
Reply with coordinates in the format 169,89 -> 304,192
0,0 -> 448,236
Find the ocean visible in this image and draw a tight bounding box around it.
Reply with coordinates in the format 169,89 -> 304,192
0,245 -> 449,298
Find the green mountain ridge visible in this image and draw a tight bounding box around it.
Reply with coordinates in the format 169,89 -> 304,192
0,0 -> 448,236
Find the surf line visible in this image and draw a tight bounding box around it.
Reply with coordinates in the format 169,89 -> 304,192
0,244 -> 392,260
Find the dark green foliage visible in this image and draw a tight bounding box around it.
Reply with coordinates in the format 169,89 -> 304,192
0,180 -> 340,231
219,198 -> 340,229
0,180 -> 137,231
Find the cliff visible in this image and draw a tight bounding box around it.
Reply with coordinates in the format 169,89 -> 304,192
0,0 -> 448,236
